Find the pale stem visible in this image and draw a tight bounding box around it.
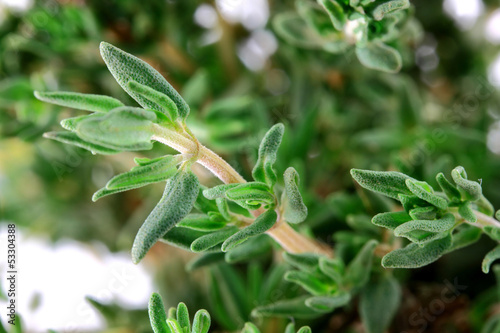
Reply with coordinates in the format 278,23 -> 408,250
152,124 -> 331,255
452,209 -> 500,230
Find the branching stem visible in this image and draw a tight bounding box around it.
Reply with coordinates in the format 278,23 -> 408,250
152,124 -> 332,255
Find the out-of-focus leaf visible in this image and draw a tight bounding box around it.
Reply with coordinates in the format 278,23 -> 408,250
34,91 -> 124,112
355,42 -> 402,73
351,169 -> 413,200
482,245 -> 500,274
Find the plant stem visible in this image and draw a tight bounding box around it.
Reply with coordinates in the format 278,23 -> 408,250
152,124 -> 332,255
452,209 -> 500,230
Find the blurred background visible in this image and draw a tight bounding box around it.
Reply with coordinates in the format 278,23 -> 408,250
0,0 -> 500,332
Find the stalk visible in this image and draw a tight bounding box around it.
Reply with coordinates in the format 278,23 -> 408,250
451,209 -> 500,230
152,124 -> 332,255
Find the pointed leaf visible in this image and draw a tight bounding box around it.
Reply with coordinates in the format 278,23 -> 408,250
405,179 -> 448,210
372,211 -> 412,230
394,213 -> 455,236
132,170 -> 199,263
43,131 -> 120,155
252,124 -> 285,187
345,240 -> 378,289
284,270 -> 332,295
34,91 -> 124,112
100,42 -> 190,119
178,214 -> 227,231
128,80 -> 179,121
190,227 -> 238,252
351,169 -> 413,200
221,210 -> 277,251
161,227 -> 209,251
251,296 -> 323,318
283,252 -> 320,272
382,234 -> 452,268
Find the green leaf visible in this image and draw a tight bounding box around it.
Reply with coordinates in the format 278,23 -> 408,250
178,214 -> 227,231
273,12 -> 328,49
283,253 -> 320,272
224,234 -> 272,263
436,173 -> 461,201
305,292 -> 351,312
398,194 -> 429,213
355,42 -> 402,73
192,310 -> 211,333
225,182 -> 275,207
451,166 -> 482,201
76,107 -> 156,151
60,113 -> 105,131
359,275 -> 401,333
345,240 -> 378,289
251,296 -> 323,318
394,213 -> 455,236
285,323 -> 295,333
221,210 -> 277,251
372,211 -> 412,230
483,226 -> 500,242
458,202 -> 477,223
382,234 -> 452,268
149,293 -> 171,333
409,206 -> 437,220
99,42 -> 190,119
350,169 -> 413,200
176,303 -> 190,333
202,184 -> 239,200
447,225 -> 481,252
216,198 -> 231,221
128,80 -> 179,121
252,123 -> 285,187
318,257 -> 344,284
405,179 -> 448,210
167,319 -> 184,333
318,0 -> 346,30
296,0 -> 337,36
371,0 -> 410,21
190,227 -> 239,252
132,170 -> 199,263
34,91 -> 124,112
43,131 -> 120,155
482,245 -> 500,274
285,270 -> 332,295
297,327 -> 312,333
282,167 -> 308,223
241,323 -> 260,333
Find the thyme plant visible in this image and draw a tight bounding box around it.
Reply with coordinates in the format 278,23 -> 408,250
35,41 -> 500,332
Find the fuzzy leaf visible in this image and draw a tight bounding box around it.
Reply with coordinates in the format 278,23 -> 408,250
100,42 -> 190,119
372,211 -> 412,230
355,42 -> 402,73
382,234 -> 452,268
43,131 -> 120,155
187,252 -> 226,271
76,107 -> 156,151
394,213 -> 455,236
128,80 -> 179,121
482,245 -> 500,274
225,182 -> 275,206
447,225 -> 482,252
297,327 -> 312,333
360,275 -> 401,333
190,227 -> 239,252
285,270 -> 332,295
92,184 -> 144,201
252,123 -> 285,187
409,206 -> 437,220
318,0 -> 346,30
405,179 -> 448,210
305,292 -> 351,312
192,310 -> 211,333
458,202 -> 477,223
436,173 -> 461,201
60,113 -> 105,131
252,296 -> 323,318
398,194 -> 428,212
167,319 -> 184,333
483,226 -> 500,242
371,0 -> 410,20
34,91 -> 124,113
451,166 -> 482,201
202,184 -> 239,200
176,303 -> 190,332
224,234 -> 272,263
282,167 -> 308,223
149,293 -> 171,333
350,169 -> 413,200
318,257 -> 344,284
132,170 -> 199,263
221,210 -> 277,252
178,214 -> 227,231
345,240 -> 378,289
